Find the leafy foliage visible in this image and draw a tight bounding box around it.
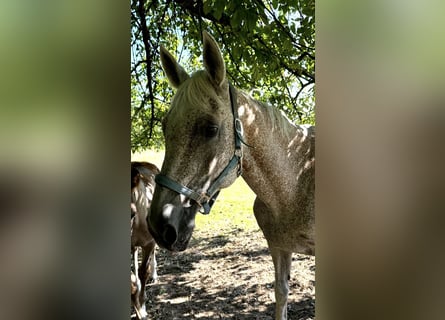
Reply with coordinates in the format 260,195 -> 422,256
131,0 -> 315,151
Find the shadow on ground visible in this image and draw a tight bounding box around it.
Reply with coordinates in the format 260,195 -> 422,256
132,229 -> 315,320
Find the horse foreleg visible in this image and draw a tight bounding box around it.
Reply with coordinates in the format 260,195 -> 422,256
147,243 -> 158,282
131,246 -> 148,320
270,247 -> 292,320
136,241 -> 157,319
135,247 -> 152,320
131,247 -> 141,303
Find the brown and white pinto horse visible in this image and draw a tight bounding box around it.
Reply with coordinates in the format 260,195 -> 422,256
131,161 -> 159,320
148,32 -> 315,320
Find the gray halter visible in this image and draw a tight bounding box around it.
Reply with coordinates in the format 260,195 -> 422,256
155,83 -> 244,214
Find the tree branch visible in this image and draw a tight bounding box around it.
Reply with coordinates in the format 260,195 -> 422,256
136,0 -> 156,139
281,74 -> 303,122
212,24 -> 253,87
294,80 -> 313,102
252,33 -> 315,81
172,0 -> 232,26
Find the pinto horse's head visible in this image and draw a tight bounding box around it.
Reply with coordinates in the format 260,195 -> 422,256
148,32 -> 241,251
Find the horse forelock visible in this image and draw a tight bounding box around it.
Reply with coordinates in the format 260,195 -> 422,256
169,71 -> 229,120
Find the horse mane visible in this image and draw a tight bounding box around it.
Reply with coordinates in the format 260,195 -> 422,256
263,99 -> 298,139
239,91 -> 300,141
171,71 -> 224,114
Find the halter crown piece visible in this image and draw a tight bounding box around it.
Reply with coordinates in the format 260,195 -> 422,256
155,83 -> 244,214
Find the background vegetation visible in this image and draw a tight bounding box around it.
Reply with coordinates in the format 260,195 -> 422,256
131,0 -> 315,151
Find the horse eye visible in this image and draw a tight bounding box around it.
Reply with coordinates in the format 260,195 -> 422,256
204,125 -> 219,138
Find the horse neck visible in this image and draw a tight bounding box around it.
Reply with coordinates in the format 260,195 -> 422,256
237,92 -> 302,207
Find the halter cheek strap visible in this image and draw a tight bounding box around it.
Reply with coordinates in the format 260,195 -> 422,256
155,83 -> 244,215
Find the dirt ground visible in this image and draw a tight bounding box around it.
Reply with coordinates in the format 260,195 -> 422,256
132,227 -> 315,320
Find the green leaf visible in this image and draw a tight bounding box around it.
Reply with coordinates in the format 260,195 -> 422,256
272,0 -> 279,9
214,1 -> 225,20
246,13 -> 258,31
203,0 -> 213,15
231,9 -> 243,28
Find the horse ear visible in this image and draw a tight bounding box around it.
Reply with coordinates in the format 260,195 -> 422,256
160,45 -> 190,89
202,31 -> 226,87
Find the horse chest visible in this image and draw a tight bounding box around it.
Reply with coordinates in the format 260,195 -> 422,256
253,197 -> 314,254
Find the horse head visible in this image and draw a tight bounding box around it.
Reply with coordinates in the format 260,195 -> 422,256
149,32 -> 241,251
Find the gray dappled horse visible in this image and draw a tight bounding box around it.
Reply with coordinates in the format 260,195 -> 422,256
148,32 -> 315,320
131,162 -> 159,320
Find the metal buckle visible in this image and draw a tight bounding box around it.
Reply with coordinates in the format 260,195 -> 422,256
235,118 -> 243,136
234,148 -> 243,176
195,193 -> 210,205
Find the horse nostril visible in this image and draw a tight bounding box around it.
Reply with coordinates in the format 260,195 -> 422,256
163,224 -> 177,246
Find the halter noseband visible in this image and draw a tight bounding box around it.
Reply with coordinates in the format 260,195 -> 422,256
155,83 -> 244,214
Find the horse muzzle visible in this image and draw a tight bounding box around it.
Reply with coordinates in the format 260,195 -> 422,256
148,199 -> 197,252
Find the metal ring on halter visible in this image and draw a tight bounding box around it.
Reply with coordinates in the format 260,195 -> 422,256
235,118 -> 243,137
